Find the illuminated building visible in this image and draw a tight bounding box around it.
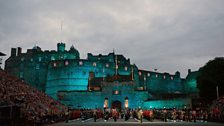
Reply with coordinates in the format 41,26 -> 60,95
5,43 -> 199,109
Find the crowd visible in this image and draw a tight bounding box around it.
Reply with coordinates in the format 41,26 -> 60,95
151,108 -> 208,122
209,96 -> 224,122
66,107 -> 221,123
0,70 -> 68,125
1,69 -> 224,125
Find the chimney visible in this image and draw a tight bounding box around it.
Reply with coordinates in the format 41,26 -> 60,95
17,47 -> 22,55
188,69 -> 191,74
11,48 -> 17,57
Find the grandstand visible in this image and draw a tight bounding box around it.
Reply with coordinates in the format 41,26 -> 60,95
0,70 -> 68,125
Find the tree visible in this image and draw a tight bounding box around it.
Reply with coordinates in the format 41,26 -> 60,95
197,57 -> 224,102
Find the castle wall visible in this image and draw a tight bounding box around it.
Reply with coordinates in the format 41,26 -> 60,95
60,91 -> 103,109
137,70 -> 183,95
59,82 -> 149,109
4,45 -> 80,91
183,71 -> 200,97
45,58 -> 134,99
4,43 -> 199,109
143,98 -> 192,109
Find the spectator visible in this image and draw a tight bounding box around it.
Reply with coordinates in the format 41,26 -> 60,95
0,70 -> 68,125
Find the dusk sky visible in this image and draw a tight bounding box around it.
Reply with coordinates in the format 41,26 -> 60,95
0,0 -> 224,77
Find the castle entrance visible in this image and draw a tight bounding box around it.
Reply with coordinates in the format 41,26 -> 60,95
112,100 -> 122,111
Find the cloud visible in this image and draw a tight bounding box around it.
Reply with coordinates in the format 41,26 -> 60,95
0,0 -> 224,77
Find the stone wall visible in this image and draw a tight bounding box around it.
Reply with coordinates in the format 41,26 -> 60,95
143,98 -> 192,109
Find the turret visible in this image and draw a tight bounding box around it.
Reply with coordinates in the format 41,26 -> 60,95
175,71 -> 180,78
57,43 -> 65,52
69,45 -> 80,59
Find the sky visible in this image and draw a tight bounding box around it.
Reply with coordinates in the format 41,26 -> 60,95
0,0 -> 224,78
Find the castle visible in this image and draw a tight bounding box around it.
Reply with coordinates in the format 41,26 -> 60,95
5,43 -> 199,109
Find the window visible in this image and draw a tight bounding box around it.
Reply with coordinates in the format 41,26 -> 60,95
102,67 -> 105,73
79,61 -> 83,65
155,74 -> 158,78
51,56 -> 55,61
53,63 -> 57,67
139,71 -> 142,76
38,57 -> 42,62
65,61 -> 69,66
93,62 -> 97,67
163,75 -> 166,79
104,98 -> 108,108
147,73 -> 150,77
125,97 -> 129,108
19,72 -> 24,78
21,57 -> 25,61
171,76 -> 174,80
106,63 -> 109,68
113,90 -> 120,95
125,66 -> 128,71
36,64 -> 40,69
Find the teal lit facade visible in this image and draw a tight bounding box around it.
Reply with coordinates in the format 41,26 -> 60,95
5,43 -> 199,109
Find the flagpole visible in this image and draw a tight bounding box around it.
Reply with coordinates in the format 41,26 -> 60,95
216,85 -> 219,99
103,67 -> 105,81
61,20 -> 63,42
115,54 -> 118,80
144,75 -> 146,90
131,65 -> 134,81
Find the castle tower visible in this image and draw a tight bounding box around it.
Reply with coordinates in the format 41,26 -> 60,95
57,43 -> 65,52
